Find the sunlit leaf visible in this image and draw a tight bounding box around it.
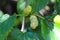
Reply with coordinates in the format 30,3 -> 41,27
0,14 -> 17,40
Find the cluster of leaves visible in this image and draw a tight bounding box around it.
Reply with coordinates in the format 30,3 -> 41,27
0,0 -> 60,40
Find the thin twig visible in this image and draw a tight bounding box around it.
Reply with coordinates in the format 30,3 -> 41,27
21,16 -> 25,32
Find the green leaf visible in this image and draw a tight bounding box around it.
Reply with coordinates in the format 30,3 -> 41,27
50,23 -> 60,40
28,0 -> 49,11
44,22 -> 60,40
50,30 -> 57,40
46,21 -> 54,31
17,0 -> 49,13
50,26 -> 60,40
35,18 -> 43,40
0,14 -> 10,23
40,19 -> 50,40
54,23 -> 60,30
17,0 -> 26,14
7,28 -> 40,40
36,0 -> 49,11
44,16 -> 54,30
55,1 -> 60,14
0,14 -> 17,40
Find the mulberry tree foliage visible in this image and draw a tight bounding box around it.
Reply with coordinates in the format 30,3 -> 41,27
0,0 -> 60,40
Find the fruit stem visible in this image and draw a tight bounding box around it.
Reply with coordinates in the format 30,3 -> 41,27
21,16 -> 25,32
35,14 -> 45,20
36,14 -> 54,23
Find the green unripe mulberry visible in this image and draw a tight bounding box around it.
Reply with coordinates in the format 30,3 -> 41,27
23,5 -> 32,16
30,15 -> 38,29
